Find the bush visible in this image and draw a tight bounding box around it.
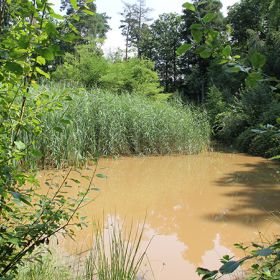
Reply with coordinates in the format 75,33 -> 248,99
100,58 -> 163,97
236,126 -> 280,158
53,44 -> 108,88
215,109 -> 249,142
236,85 -> 273,125
205,86 -> 227,130
236,128 -> 257,152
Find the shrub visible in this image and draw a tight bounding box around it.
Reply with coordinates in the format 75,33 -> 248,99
236,85 -> 273,125
53,44 -> 108,88
215,109 -> 249,142
236,128 -> 257,152
100,58 -> 163,97
205,86 -> 227,129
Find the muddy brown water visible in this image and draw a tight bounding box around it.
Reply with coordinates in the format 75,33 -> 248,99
39,151 -> 280,280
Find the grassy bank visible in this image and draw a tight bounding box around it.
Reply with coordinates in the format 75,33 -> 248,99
26,84 -> 210,167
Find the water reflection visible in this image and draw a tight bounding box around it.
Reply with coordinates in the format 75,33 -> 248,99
39,152 -> 280,280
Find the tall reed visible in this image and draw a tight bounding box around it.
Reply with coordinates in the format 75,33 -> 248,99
83,221 -> 150,280
26,84 -> 210,167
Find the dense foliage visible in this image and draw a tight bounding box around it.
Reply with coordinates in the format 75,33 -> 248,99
116,0 -> 280,158
0,0 -> 95,278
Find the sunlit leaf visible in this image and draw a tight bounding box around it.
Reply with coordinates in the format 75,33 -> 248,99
70,0 -> 78,10
81,8 -> 95,15
14,141 -> 26,151
203,12 -> 216,23
183,2 -> 196,12
36,67 -> 50,79
36,56 -> 46,65
176,43 -> 192,55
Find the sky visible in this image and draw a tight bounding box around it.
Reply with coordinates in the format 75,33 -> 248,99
51,0 -> 239,53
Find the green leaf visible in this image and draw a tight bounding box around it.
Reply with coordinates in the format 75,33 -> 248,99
199,48 -> 212,58
183,2 -> 196,12
219,261 -> 240,275
35,67 -> 50,79
222,45 -> 231,57
36,56 -> 46,65
191,23 -> 203,30
41,48 -> 55,61
176,43 -> 192,55
249,52 -> 266,69
53,126 -> 63,133
196,267 -> 211,275
245,71 -> 262,88
81,8 -> 95,15
5,61 -> 23,74
263,267 -> 271,277
70,0 -> 78,10
50,12 -> 64,20
191,29 -> 203,43
203,12 -> 216,23
14,141 -> 26,151
226,64 -> 245,73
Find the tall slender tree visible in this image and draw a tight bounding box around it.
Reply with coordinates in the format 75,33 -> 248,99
142,13 -> 183,92
120,0 -> 152,59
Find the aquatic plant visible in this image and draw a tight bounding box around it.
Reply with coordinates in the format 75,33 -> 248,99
83,220 -> 150,280
24,84 -> 210,167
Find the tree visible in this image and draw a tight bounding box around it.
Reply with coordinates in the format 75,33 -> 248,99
120,0 -> 152,59
60,0 -> 110,51
180,0 -> 225,102
143,13 -> 183,92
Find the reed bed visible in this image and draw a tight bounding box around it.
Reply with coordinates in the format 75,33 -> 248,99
27,84 -> 210,167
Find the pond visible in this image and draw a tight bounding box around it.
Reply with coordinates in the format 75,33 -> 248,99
39,151 -> 280,279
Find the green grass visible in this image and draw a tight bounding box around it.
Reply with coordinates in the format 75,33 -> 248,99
16,221 -> 150,280
16,252 -> 72,280
82,221 -> 150,280
26,84 -> 210,167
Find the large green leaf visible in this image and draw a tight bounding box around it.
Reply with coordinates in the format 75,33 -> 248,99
191,29 -> 203,43
249,52 -> 266,69
199,48 -> 212,58
183,2 -> 196,12
203,12 -> 216,23
176,43 -> 192,55
222,45 -> 231,57
35,67 -> 50,79
5,61 -> 24,74
70,0 -> 78,10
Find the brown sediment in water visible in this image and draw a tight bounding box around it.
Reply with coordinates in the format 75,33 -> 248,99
38,151 -> 280,280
